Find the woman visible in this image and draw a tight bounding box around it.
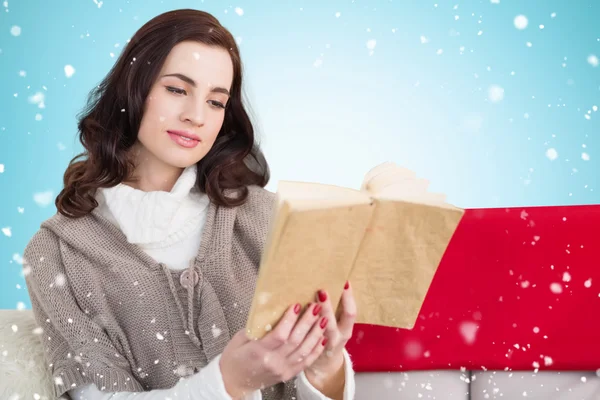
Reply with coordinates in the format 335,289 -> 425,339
23,8 -> 356,400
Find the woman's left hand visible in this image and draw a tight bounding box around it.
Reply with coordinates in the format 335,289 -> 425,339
303,281 -> 356,386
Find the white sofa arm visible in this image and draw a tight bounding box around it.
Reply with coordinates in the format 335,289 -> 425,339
0,309 -> 58,400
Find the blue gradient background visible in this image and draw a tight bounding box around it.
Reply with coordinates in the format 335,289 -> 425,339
0,0 -> 598,309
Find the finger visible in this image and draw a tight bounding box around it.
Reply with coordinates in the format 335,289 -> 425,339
287,313 -> 328,364
315,289 -> 339,343
232,329 -> 252,346
301,335 -> 328,372
279,303 -> 322,356
260,303 -> 302,350
336,281 -> 357,339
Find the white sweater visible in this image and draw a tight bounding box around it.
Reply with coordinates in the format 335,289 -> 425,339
69,166 -> 355,400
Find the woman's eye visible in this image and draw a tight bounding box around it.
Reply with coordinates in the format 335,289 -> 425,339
166,86 -> 187,95
208,100 -> 226,109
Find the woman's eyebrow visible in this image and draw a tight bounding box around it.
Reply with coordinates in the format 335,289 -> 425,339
161,73 -> 230,96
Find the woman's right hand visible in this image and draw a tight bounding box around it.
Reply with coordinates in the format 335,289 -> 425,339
219,302 -> 328,399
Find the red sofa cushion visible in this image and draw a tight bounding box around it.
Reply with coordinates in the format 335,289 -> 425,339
346,205 -> 600,372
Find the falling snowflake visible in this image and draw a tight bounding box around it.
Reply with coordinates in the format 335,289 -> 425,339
55,273 -> 66,287
0,164 -> 4,173
550,283 -> 562,294
2,227 -> 11,237
581,153 -> 590,161
488,85 -> 504,102
234,7 -> 243,16
404,340 -> 423,359
588,55 -> 599,67
33,191 -> 54,207
64,65 -> 75,78
28,92 -> 45,108
420,36 -> 429,44
156,332 -> 164,340
335,11 -> 341,18
584,279 -> 592,288
545,148 -> 558,161
212,325 -> 222,338
459,321 -> 478,344
514,15 -> 528,30
562,272 -> 571,282
10,25 -> 20,36
366,39 -> 376,55
257,292 -> 271,305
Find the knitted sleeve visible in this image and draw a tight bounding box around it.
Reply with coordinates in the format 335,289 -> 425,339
68,354 -> 263,400
23,228 -> 144,398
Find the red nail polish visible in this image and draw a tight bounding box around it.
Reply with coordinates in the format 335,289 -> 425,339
318,290 -> 328,302
294,303 -> 301,314
313,304 -> 322,316
320,317 -> 328,329
344,281 -> 349,290
322,337 -> 328,346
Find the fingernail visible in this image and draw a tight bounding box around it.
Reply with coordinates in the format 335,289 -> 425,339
318,290 -> 328,302
320,317 -> 328,329
312,304 -> 322,316
294,303 -> 301,314
322,337 -> 328,346
344,281 -> 349,290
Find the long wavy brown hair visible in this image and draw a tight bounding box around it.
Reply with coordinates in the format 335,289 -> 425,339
56,9 -> 269,218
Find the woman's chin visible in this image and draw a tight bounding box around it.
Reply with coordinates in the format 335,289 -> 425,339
160,154 -> 203,170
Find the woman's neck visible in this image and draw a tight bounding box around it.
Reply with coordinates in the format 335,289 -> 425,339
125,143 -> 185,192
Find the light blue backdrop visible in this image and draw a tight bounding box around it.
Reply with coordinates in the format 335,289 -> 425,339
1,0 -> 598,309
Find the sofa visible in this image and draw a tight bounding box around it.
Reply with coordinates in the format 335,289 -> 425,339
2,205 -> 599,399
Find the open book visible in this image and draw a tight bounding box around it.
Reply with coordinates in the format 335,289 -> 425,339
245,162 -> 465,339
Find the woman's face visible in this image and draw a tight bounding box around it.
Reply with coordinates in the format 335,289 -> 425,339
136,40 -> 234,170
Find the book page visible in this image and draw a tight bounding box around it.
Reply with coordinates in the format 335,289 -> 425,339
246,201 -> 375,339
361,162 -> 416,194
348,199 -> 464,329
362,162 -> 455,208
277,180 -> 371,211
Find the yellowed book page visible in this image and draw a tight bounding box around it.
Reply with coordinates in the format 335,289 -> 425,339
363,162 -> 456,208
277,180 -> 370,210
349,199 -> 464,330
361,162 -> 416,193
246,202 -> 375,339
